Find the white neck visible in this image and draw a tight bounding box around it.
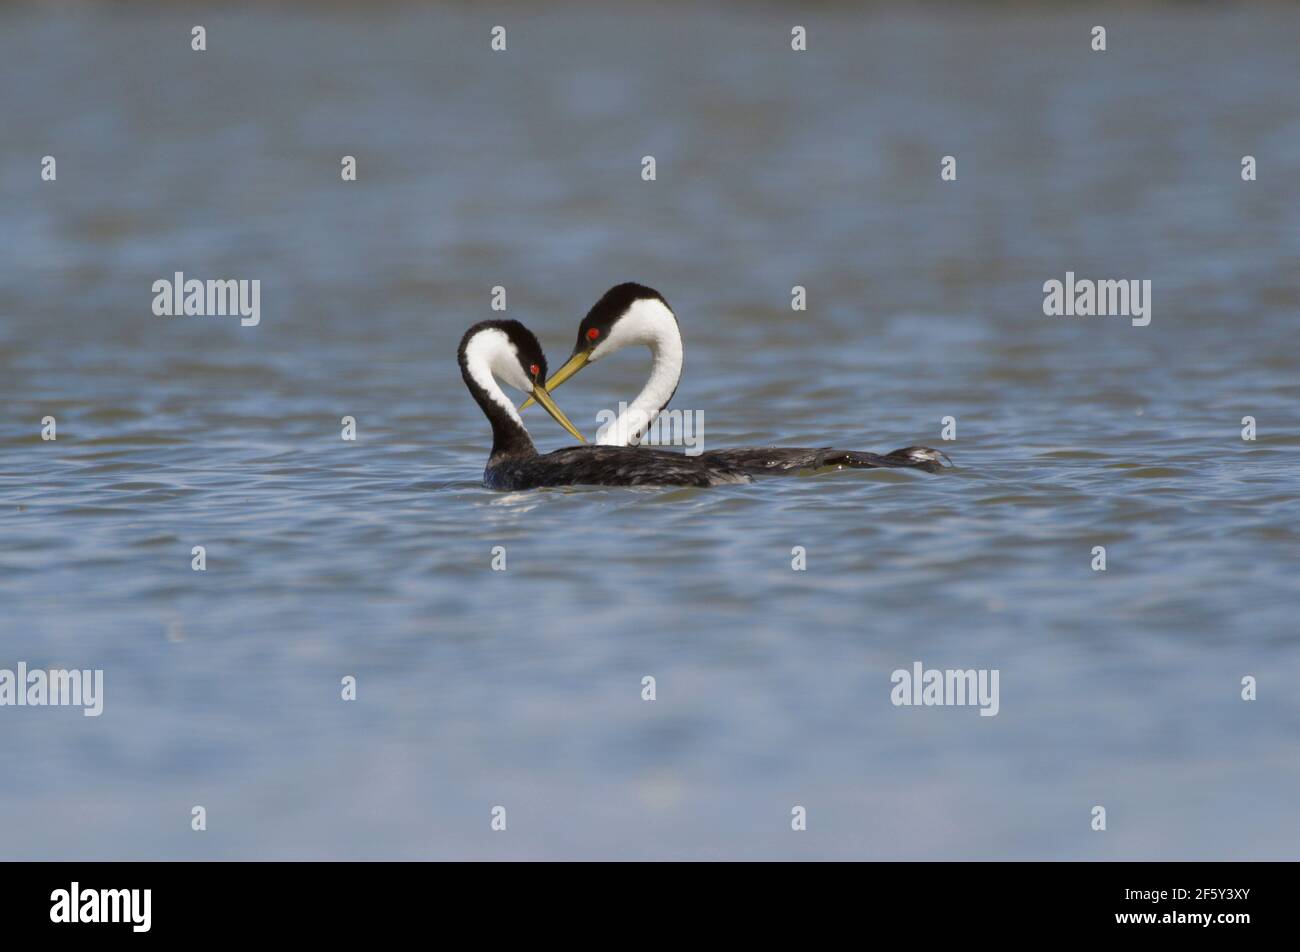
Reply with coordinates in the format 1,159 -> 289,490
594,299 -> 683,446
464,328 -> 530,432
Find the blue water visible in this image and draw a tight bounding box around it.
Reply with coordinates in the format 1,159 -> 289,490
1,4 -> 1298,859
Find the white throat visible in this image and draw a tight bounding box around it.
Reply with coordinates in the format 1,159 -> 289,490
464,328 -> 531,433
593,299 -> 683,446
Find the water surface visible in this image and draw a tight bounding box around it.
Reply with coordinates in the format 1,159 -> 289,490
1,4 -> 1298,859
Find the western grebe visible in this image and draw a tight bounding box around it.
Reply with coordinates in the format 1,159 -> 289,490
459,320 -> 751,489
520,283 -> 951,474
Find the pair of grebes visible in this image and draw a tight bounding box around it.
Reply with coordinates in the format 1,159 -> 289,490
459,283 -> 949,489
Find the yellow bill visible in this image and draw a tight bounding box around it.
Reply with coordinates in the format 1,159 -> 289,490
529,381 -> 586,443
519,350 -> 591,411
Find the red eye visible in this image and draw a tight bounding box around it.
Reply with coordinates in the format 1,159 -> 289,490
586,328 -> 600,341
529,363 -> 540,377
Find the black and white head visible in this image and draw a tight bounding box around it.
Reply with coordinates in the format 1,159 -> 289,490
520,283 -> 682,410
571,283 -> 678,366
458,319 -> 585,446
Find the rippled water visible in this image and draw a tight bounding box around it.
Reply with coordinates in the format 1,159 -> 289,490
2,4 -> 1298,859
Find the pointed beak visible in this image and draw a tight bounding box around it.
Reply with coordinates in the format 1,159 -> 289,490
519,350 -> 591,411
529,380 -> 586,443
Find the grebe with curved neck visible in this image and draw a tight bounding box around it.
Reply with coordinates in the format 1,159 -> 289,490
520,283 -> 951,474
459,320 -> 750,489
